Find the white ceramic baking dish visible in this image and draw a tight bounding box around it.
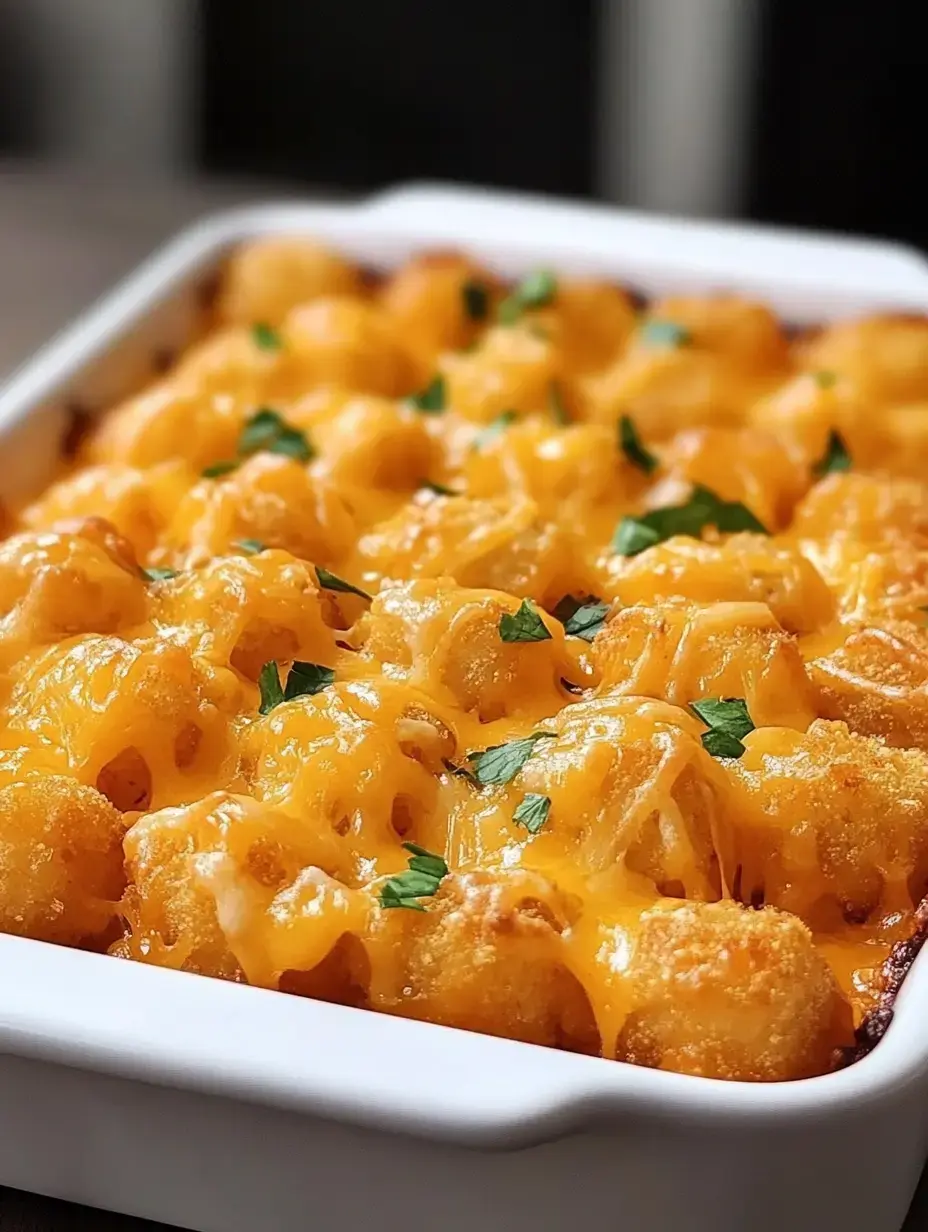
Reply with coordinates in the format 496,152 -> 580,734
2,184 -> 928,1232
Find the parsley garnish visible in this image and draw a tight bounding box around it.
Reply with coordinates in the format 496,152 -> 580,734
513,793 -> 551,834
812,429 -> 851,477
141,567 -> 179,582
236,538 -> 265,554
202,460 -> 238,478
239,407 -> 314,462
251,322 -> 282,351
409,374 -> 446,414
549,381 -> 570,425
379,842 -> 449,911
499,599 -> 552,643
314,565 -> 372,601
473,409 -> 518,450
619,414 -> 658,474
613,484 -> 768,556
690,697 -> 755,759
640,319 -> 691,348
462,279 -> 490,322
468,732 -> 555,785
814,370 -> 837,389
258,660 -> 335,714
563,601 -> 609,642
498,270 -> 557,323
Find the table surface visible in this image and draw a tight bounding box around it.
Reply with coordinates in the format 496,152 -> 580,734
0,158 -> 926,1231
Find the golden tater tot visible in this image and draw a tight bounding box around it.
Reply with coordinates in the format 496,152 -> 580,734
367,868 -> 599,1054
119,791 -> 366,986
283,297 -> 415,397
726,721 -> 928,925
217,237 -> 362,326
592,600 -> 817,731
352,578 -> 581,722
440,324 -> 560,425
0,774 -> 126,945
796,314 -> 928,403
617,900 -> 851,1081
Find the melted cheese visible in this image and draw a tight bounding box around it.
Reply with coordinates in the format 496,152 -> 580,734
6,244 -> 928,1082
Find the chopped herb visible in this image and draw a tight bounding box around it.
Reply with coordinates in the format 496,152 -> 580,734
202,460 -> 238,478
141,567 -> 179,582
461,279 -> 490,322
499,599 -> 552,644
619,414 -> 658,475
513,793 -> 551,835
236,538 -> 265,554
613,484 -> 768,557
238,407 -> 314,462
812,429 -> 851,477
283,661 -> 335,699
563,601 -> 609,642
468,732 -> 556,786
549,382 -> 570,425
421,480 -> 458,497
315,565 -> 372,602
473,409 -> 518,450
258,661 -> 285,715
258,660 -> 335,714
251,322 -> 282,351
640,319 -> 692,348
813,370 -> 837,389
690,697 -> 755,759
498,270 -> 557,323
409,374 -> 446,414
379,842 -> 449,911
551,594 -> 585,624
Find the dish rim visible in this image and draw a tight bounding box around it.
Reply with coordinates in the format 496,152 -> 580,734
3,182 -> 928,1147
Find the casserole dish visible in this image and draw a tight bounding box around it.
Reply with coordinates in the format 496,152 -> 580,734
2,183 -> 928,1231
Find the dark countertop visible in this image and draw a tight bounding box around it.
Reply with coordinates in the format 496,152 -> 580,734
0,158 -> 925,1232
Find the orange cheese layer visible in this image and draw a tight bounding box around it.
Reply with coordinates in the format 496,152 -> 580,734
6,240 -> 928,1082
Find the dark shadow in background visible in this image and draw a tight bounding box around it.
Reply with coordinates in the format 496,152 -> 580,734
750,0 -> 928,248
200,0 -> 595,197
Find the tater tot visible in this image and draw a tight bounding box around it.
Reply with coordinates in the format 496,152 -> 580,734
367,869 -> 599,1054
0,774 -> 126,945
283,297 -> 415,397
725,721 -> 928,925
617,899 -> 852,1081
217,237 -> 363,326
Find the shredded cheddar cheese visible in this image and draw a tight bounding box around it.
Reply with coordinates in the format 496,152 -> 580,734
7,237 -> 928,1082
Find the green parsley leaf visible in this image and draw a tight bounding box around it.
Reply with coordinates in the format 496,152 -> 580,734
202,460 -> 239,478
251,322 -> 282,351
619,414 -> 658,475
563,601 -> 609,642
285,661 -> 335,699
461,279 -> 490,322
513,792 -> 551,834
690,697 -> 755,759
409,374 -> 446,414
499,599 -> 552,643
468,732 -> 555,786
420,480 -> 458,497
238,407 -> 314,462
549,381 -> 570,425
314,565 -> 372,602
613,484 -> 768,557
813,370 -> 837,389
498,270 -> 557,323
236,538 -> 265,554
141,567 -> 179,582
812,428 -> 852,477
258,661 -> 285,715
379,842 -> 449,910
258,660 -> 335,714
472,409 -> 518,450
640,319 -> 692,348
